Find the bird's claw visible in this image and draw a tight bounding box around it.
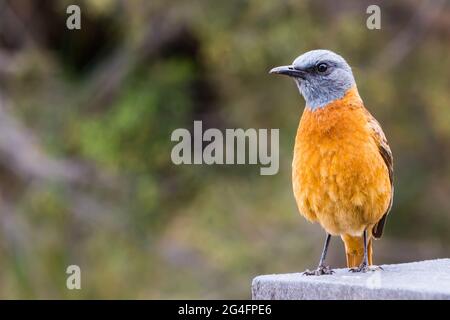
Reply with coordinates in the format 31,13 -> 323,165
303,265 -> 334,276
349,264 -> 383,273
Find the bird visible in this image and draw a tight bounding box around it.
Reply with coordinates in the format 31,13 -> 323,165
270,50 -> 393,274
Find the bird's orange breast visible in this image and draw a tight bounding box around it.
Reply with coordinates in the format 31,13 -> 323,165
292,87 -> 391,236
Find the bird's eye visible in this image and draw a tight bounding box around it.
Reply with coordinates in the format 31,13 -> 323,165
316,63 -> 328,73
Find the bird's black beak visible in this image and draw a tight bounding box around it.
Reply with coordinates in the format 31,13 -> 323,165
269,65 -> 306,79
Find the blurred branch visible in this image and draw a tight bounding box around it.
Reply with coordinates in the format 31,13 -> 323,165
0,92 -> 85,183
83,9 -> 189,110
0,50 -> 20,77
0,0 -> 39,49
373,0 -> 447,72
0,91 -> 125,229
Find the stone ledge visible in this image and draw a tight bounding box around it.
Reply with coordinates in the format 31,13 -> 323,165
252,259 -> 450,300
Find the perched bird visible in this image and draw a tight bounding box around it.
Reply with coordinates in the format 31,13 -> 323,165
270,50 -> 393,274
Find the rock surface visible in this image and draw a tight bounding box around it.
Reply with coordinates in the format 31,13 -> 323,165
252,259 -> 450,300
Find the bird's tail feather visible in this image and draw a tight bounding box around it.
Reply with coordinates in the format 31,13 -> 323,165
342,234 -> 372,268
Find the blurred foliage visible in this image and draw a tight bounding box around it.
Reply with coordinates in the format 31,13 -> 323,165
0,0 -> 449,298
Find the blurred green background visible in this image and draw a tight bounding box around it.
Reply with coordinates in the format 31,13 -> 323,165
0,0 -> 449,298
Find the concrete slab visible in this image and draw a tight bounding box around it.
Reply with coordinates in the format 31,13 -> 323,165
252,259 -> 450,300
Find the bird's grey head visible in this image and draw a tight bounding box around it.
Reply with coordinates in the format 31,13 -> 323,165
270,50 -> 355,110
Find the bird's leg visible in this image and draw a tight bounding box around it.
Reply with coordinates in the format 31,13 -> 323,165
349,230 -> 383,273
303,233 -> 334,276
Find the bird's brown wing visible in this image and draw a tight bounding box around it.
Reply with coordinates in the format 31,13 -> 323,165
365,110 -> 394,239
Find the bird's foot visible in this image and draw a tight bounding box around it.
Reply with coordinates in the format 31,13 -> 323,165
303,265 -> 334,276
349,263 -> 383,273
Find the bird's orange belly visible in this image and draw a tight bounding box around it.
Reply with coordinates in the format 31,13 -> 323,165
292,137 -> 391,236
